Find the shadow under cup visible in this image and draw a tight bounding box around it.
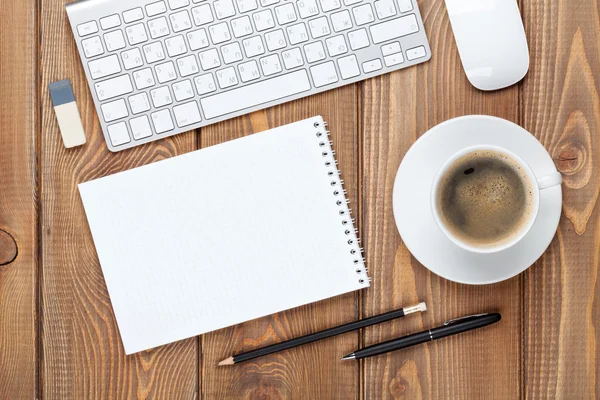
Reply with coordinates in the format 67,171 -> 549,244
431,145 -> 544,254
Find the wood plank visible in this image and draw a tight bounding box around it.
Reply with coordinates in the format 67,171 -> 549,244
360,0 -> 521,398
521,0 -> 600,397
0,0 -> 38,398
40,1 -> 198,398
200,90 -> 360,398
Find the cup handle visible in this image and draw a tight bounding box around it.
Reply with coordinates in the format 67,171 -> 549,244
537,171 -> 562,190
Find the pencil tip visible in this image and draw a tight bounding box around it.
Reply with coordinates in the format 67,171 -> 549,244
340,353 -> 356,361
218,356 -> 234,366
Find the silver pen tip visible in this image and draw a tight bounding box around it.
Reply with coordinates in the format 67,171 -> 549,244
341,353 -> 356,360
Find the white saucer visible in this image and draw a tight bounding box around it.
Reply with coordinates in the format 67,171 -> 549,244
392,115 -> 562,284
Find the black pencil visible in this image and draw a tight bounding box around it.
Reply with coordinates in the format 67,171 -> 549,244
218,302 -> 426,366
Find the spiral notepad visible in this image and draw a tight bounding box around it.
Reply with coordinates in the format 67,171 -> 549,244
79,116 -> 369,354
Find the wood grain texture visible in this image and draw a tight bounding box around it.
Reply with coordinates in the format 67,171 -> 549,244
521,0 -> 600,398
360,0 -> 521,398
199,90 -> 360,399
40,1 -> 198,398
0,0 -> 38,398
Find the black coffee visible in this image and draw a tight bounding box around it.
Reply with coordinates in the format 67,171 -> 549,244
436,150 -> 534,248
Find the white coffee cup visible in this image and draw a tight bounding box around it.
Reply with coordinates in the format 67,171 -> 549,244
431,145 -> 562,254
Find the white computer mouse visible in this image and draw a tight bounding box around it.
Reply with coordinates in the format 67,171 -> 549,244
445,0 -> 529,91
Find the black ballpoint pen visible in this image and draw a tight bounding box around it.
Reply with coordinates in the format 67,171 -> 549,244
341,313 -> 501,360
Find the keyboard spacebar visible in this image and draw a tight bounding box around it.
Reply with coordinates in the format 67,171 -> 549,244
200,70 -> 311,119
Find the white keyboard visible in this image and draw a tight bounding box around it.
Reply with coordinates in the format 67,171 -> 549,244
67,0 -> 430,152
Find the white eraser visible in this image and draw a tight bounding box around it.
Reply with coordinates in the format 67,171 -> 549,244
49,80 -> 86,148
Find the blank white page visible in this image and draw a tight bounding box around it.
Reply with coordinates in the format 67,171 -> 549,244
79,116 -> 369,354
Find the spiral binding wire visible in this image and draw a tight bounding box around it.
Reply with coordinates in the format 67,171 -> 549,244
314,119 -> 370,285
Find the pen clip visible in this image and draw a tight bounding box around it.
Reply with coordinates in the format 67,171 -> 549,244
443,313 -> 489,326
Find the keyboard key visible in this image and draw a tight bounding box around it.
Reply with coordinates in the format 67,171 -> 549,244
143,42 -> 166,63
297,0 -> 319,19
384,52 -> 404,66
155,61 -> 177,83
123,8 -> 144,23
259,54 -> 282,76
88,54 -> 122,79
129,116 -> 153,140
177,54 -> 200,76
121,48 -> 144,69
199,48 -> 221,70
214,0 -> 236,19
348,28 -> 369,50
170,10 -> 193,32
344,0 -> 362,5
148,17 -> 171,39
406,45 -> 426,60
242,36 -> 265,57
194,73 -> 217,94
319,0 -> 341,12
275,3 -> 297,25
187,29 -> 210,50
238,60 -> 260,82
173,101 -> 202,127
231,16 -> 253,38
165,35 -> 188,57
303,41 -> 326,63
216,66 -> 239,88
374,0 -> 396,19
151,109 -> 175,133
260,0 -> 279,6
398,0 -> 413,13
236,0 -> 258,13
369,14 -> 419,44
265,30 -> 286,51
172,79 -> 195,101
101,98 -> 129,122
281,48 -> 303,69
209,22 -> 232,44
81,36 -> 104,58
133,68 -> 156,89
168,0 -> 190,9
337,54 -> 360,79
381,42 -> 401,56
128,92 -> 151,114
107,122 -> 130,146
331,10 -> 353,32
253,10 -> 275,32
94,75 -> 133,100
100,15 -> 121,30
310,61 -> 338,87
150,86 -> 173,107
362,58 -> 382,73
126,24 -> 148,45
221,42 -> 243,64
146,1 -> 167,17
286,23 -> 308,45
325,34 -> 347,57
200,70 -> 310,119
352,4 -> 374,25
308,17 -> 330,39
77,21 -> 98,37
191,4 -> 214,26
104,30 -> 126,51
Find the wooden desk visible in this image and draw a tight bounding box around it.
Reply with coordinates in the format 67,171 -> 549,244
1,0 -> 598,398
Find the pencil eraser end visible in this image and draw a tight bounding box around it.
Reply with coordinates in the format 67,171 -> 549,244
418,302 -> 427,312
49,80 -> 86,148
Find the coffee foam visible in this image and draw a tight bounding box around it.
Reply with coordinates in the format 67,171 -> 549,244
436,150 -> 534,248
